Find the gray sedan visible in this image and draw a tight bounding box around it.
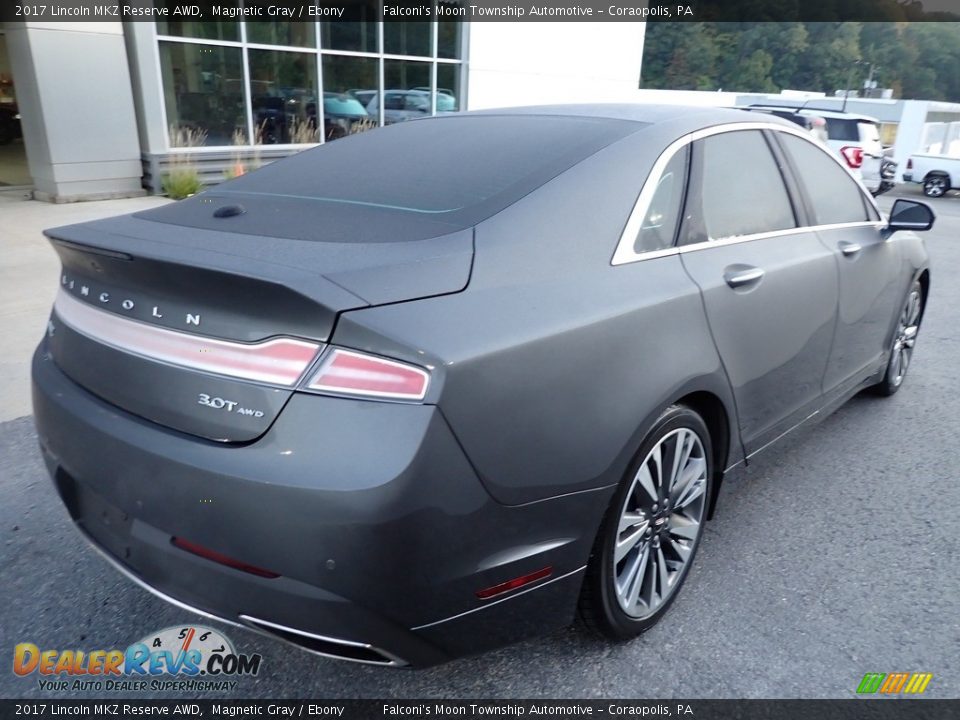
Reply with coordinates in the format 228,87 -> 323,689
32,105 -> 933,667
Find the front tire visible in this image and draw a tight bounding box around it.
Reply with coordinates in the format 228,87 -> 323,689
579,405 -> 713,640
873,280 -> 923,397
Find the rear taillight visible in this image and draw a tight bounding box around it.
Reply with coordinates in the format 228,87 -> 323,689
907,158 -> 913,170
840,146 -> 864,169
307,349 -> 430,401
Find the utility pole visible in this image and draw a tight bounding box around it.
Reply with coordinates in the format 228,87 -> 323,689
863,63 -> 880,97
842,59 -> 864,112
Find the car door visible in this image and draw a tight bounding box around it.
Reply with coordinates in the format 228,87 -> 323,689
774,131 -> 903,394
678,128 -> 839,456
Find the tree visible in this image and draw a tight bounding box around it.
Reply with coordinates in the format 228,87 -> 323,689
641,21 -> 960,102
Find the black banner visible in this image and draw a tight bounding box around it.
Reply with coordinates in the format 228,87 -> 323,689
1,0 -> 959,24
0,700 -> 958,720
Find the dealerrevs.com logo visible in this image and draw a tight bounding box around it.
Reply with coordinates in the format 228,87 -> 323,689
13,625 -> 262,692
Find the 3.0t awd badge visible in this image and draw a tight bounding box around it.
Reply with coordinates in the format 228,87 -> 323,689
197,393 -> 265,418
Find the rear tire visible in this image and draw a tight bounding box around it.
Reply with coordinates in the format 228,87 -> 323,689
579,404 -> 713,640
923,174 -> 949,198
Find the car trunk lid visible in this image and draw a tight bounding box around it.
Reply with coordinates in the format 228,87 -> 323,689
43,204 -> 472,442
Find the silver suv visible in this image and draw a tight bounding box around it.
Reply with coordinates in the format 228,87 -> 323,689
743,105 -> 891,195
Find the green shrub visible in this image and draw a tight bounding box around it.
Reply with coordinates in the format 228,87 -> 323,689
162,168 -> 202,200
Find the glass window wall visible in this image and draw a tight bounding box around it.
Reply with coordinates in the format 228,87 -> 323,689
156,12 -> 464,149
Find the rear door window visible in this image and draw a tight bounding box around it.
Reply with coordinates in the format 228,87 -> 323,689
778,133 -> 870,225
696,130 -> 796,240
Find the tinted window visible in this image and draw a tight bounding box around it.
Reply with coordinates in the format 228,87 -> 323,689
699,131 -> 796,239
158,41 -> 244,147
636,146 -> 688,253
824,118 -> 859,142
778,134 -> 869,225
321,1 -> 378,52
248,49 -> 318,145
246,21 -> 314,47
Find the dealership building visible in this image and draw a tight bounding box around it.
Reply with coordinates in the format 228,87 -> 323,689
0,17 -> 644,201
3,16 -> 960,202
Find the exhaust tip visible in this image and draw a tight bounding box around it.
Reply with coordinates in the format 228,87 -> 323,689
238,615 -> 406,667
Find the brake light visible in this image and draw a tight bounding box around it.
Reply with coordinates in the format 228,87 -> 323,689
307,349 -> 430,401
840,146 -> 864,169
907,158 -> 913,170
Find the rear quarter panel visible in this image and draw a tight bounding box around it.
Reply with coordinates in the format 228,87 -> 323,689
334,129 -> 742,506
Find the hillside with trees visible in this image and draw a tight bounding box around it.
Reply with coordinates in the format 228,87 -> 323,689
641,23 -> 960,102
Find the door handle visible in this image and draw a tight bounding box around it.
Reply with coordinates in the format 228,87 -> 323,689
839,241 -> 862,257
724,266 -> 765,289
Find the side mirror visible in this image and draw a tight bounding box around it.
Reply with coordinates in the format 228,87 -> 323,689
884,199 -> 935,238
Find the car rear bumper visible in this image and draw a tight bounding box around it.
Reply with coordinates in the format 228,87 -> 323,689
32,343 -> 605,666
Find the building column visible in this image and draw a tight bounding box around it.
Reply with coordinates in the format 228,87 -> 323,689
4,21 -> 143,202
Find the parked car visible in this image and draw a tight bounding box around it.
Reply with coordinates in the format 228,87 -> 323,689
307,93 -> 371,140
347,89 -> 376,108
364,89 -> 456,124
0,103 -> 22,145
742,105 -> 891,196
251,95 -> 287,144
903,153 -> 960,198
33,106 -> 934,667
742,104 -> 829,143
413,86 -> 457,100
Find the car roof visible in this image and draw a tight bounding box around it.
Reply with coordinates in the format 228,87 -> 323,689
743,104 -> 880,123
799,110 -> 879,122
462,103 -> 800,132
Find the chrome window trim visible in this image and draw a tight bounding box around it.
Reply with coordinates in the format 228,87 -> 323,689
611,121 -> 885,267
678,220 -> 885,253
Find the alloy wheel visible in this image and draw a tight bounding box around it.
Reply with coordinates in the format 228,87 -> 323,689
924,176 -> 947,198
889,283 -> 922,388
613,427 -> 708,619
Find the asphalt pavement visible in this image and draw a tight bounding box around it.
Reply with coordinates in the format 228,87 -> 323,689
1,187 -> 958,699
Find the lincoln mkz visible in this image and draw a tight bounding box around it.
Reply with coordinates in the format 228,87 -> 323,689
32,106 -> 935,666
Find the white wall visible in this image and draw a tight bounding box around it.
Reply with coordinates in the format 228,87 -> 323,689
466,23 -> 645,109
633,88 -> 739,107
5,21 -> 143,200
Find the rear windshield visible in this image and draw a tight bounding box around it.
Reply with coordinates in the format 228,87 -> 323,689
824,118 -> 860,142
214,114 -> 639,217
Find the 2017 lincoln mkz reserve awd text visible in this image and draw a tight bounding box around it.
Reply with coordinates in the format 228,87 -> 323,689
32,105 -> 935,666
